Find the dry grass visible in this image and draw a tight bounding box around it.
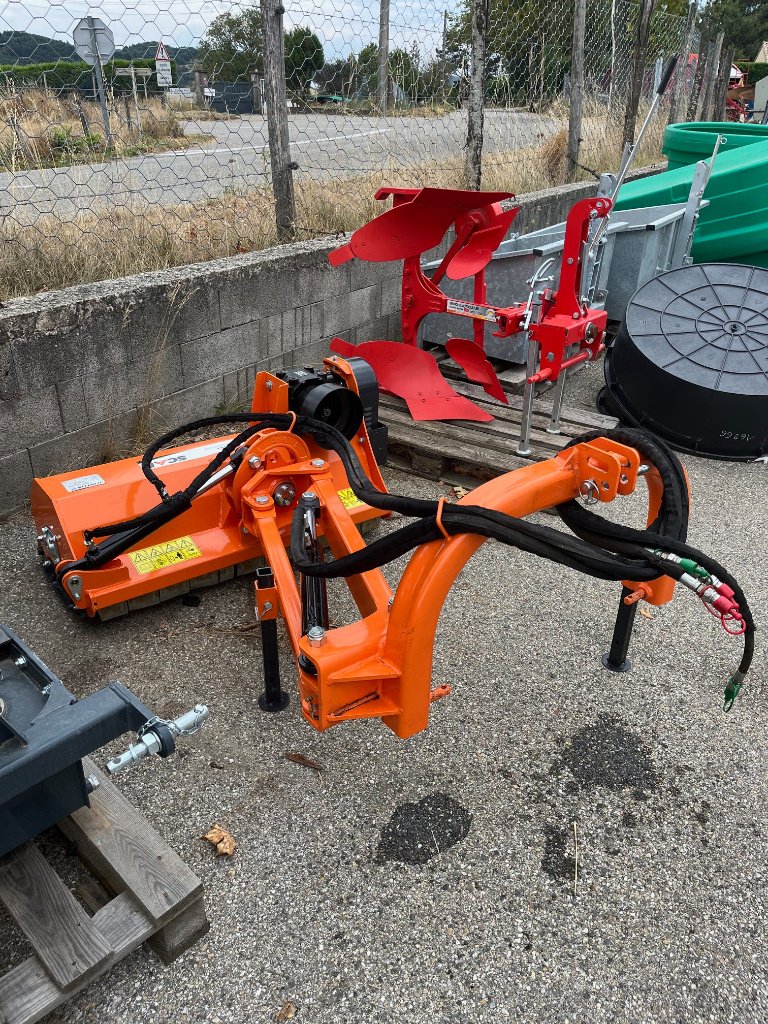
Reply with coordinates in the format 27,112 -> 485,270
0,108 -> 666,302
0,88 -> 205,172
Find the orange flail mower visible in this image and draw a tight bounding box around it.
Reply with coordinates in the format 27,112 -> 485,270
32,358 -> 755,735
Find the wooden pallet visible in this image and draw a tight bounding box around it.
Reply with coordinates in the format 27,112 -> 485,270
0,759 -> 209,1024
382,365 -> 618,482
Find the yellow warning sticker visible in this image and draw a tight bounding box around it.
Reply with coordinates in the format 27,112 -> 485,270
127,535 -> 203,575
337,487 -> 365,510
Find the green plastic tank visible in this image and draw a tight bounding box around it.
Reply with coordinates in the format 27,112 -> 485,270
616,122 -> 768,268
663,121 -> 768,169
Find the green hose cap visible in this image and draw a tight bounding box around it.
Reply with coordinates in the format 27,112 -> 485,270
723,677 -> 742,712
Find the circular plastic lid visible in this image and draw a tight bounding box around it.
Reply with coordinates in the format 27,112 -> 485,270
604,264 -> 768,460
624,263 -> 768,398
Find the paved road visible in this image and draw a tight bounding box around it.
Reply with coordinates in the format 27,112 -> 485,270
0,111 -> 556,225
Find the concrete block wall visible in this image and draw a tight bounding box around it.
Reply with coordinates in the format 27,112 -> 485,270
0,168 -> 663,512
0,237 -> 403,512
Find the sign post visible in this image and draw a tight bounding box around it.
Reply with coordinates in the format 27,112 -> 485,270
115,66 -> 151,132
73,16 -> 115,148
155,41 -> 173,89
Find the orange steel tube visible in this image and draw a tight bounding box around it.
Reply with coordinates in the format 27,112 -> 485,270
380,456 -> 581,737
247,435 -> 675,741
296,451 -> 606,739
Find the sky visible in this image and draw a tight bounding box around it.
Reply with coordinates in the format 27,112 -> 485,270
0,0 -> 461,62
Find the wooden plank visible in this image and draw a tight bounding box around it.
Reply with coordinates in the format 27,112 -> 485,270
381,397 -> 569,456
150,894 -> 210,965
0,844 -> 113,993
388,429 -> 524,482
58,760 -> 201,929
0,893 -> 152,1024
434,367 -> 616,432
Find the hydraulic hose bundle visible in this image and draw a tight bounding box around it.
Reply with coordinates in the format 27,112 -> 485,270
73,413 -> 755,713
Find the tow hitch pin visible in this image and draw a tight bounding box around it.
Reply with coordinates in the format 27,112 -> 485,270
106,704 -> 209,776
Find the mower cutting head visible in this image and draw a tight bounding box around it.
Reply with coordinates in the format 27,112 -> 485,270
31,357 -> 389,619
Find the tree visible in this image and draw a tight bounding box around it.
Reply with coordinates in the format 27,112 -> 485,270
706,0 -> 768,59
350,43 -> 422,102
389,46 -> 421,101
284,27 -> 324,95
197,9 -> 263,82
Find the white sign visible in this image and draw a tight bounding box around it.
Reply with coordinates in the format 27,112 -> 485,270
155,40 -> 173,87
73,17 -> 115,66
149,440 -> 228,469
446,297 -> 498,322
115,66 -> 152,78
61,473 -> 105,493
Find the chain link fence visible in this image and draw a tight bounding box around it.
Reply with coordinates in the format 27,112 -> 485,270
0,0 -> 709,299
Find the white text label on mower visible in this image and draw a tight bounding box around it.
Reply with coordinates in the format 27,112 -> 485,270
445,298 -> 498,322
61,473 -> 106,493
149,440 -> 228,469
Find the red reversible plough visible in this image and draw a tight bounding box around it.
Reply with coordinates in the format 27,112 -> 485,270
329,186 -> 611,455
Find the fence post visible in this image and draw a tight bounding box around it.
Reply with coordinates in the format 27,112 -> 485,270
193,70 -> 207,109
714,45 -> 735,121
687,25 -> 709,121
261,0 -> 297,241
465,0 -> 488,189
567,0 -> 586,181
72,95 -> 92,140
700,30 -> 724,121
622,0 -> 656,152
668,0 -> 697,125
377,0 -> 390,113
123,94 -> 133,133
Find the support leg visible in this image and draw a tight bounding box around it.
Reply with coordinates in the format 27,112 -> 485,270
601,585 -> 637,673
546,366 -> 568,435
516,337 -> 539,456
256,566 -> 289,712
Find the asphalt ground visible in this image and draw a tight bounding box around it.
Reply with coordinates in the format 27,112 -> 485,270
0,362 -> 766,1023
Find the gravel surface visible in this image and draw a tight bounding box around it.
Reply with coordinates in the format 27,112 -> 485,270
0,369 -> 765,1024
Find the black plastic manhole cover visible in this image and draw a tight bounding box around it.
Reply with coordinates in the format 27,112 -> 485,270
601,263 -> 768,459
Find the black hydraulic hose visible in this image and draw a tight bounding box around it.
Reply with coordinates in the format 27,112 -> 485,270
64,413 -> 754,702
287,421 -> 754,697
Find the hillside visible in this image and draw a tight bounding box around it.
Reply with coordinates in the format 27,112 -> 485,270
0,30 -> 76,64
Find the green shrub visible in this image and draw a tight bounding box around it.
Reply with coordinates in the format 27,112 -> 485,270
736,61 -> 768,86
49,126 -> 102,153
0,58 -> 177,93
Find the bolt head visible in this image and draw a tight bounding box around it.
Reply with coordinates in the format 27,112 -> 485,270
255,495 -> 270,505
248,455 -> 262,469
311,458 -> 325,468
266,381 -> 273,391
307,626 -> 326,647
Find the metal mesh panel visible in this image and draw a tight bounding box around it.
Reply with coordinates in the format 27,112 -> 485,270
0,0 -> 701,299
